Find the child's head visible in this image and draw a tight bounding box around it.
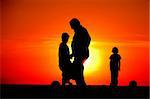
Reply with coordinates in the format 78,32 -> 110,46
61,33 -> 69,43
112,47 -> 118,54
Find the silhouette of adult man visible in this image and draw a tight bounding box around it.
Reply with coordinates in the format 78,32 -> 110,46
70,18 -> 91,87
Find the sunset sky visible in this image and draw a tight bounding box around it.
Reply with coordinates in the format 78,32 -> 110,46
1,0 -> 149,86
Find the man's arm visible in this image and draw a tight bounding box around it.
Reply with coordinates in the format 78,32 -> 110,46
71,40 -> 75,56
82,28 -> 91,47
87,32 -> 91,47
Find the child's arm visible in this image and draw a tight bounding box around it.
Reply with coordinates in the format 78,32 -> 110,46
118,54 -> 121,71
118,60 -> 120,71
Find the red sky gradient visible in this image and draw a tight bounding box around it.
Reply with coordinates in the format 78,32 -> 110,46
1,0 -> 149,86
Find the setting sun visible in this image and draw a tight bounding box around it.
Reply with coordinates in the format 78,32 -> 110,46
84,46 -> 102,75
1,0 -> 149,86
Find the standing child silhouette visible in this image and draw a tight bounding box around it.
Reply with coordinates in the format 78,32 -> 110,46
59,33 -> 72,86
109,47 -> 121,86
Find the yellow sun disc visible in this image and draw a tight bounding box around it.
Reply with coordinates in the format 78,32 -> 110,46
84,47 -> 102,75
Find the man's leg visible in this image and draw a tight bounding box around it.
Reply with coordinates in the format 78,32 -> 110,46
75,77 -> 86,87
62,78 -> 66,86
80,65 -> 86,86
75,66 -> 86,87
74,57 -> 86,87
74,67 -> 82,86
62,72 -> 67,86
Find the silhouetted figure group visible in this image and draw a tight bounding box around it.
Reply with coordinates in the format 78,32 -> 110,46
59,18 -> 121,87
59,18 -> 91,87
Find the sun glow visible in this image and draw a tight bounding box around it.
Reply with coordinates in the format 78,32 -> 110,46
84,46 -> 102,75
69,42 -> 103,75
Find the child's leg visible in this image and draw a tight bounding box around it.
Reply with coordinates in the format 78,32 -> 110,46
111,70 -> 116,86
110,70 -> 113,85
114,71 -> 118,86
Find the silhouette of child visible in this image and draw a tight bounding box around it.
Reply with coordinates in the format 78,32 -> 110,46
59,33 -> 72,86
109,47 -> 121,86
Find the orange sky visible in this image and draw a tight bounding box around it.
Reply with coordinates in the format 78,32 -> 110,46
1,0 -> 149,86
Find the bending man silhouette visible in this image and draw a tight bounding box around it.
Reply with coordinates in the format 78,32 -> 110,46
70,18 -> 91,87
109,47 -> 121,87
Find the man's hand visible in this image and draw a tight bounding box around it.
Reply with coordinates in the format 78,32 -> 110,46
70,54 -> 73,58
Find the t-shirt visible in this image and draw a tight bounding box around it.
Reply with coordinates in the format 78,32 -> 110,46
59,42 -> 71,68
110,54 -> 121,70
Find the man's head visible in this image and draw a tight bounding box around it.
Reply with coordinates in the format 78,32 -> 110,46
112,47 -> 118,54
61,33 -> 69,43
69,18 -> 80,29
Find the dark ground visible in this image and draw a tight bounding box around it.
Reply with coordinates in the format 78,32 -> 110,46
1,84 -> 149,98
